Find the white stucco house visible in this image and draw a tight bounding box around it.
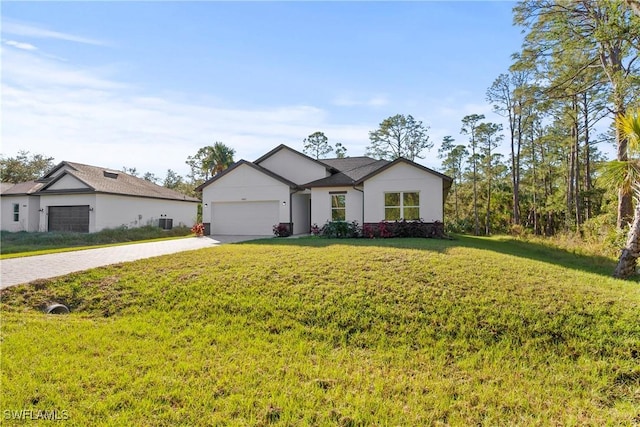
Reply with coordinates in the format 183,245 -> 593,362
1,161 -> 199,233
196,145 -> 452,236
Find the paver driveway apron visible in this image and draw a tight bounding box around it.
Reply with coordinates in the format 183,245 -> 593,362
0,236 -> 266,289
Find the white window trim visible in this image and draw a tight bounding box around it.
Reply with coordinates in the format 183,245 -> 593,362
330,192 -> 346,222
384,191 -> 420,221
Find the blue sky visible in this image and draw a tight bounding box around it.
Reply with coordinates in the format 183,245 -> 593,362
2,1 -> 526,179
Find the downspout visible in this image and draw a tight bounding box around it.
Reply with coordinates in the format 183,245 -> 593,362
289,189 -> 294,235
353,182 -> 364,227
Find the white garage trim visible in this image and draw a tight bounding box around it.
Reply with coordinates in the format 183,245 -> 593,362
212,201 -> 279,235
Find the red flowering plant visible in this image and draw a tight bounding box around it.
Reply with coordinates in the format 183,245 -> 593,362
191,223 -> 205,237
310,223 -> 321,236
378,221 -> 394,238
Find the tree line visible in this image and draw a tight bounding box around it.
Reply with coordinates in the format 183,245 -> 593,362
437,1 -> 639,240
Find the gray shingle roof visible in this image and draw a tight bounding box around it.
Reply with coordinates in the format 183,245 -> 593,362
1,181 -> 43,195
318,156 -> 379,171
38,161 -> 199,202
304,159 -> 390,187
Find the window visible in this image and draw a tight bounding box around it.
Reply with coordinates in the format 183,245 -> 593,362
13,204 -> 19,222
331,193 -> 346,221
384,192 -> 420,220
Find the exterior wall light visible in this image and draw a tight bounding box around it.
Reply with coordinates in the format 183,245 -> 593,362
282,201 -> 287,206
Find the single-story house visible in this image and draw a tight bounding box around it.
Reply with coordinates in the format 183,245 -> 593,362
1,161 -> 199,233
196,144 -> 452,236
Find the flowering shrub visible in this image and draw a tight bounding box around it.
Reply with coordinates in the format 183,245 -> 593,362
378,221 -> 393,238
361,220 -> 446,238
191,223 -> 205,237
273,224 -> 291,237
319,220 -> 361,238
310,223 -> 321,236
363,223 -> 375,239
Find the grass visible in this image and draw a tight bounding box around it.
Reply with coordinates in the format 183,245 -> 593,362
0,226 -> 194,258
1,236 -> 639,425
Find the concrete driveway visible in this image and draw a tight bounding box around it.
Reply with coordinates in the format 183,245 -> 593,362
0,235 -> 268,289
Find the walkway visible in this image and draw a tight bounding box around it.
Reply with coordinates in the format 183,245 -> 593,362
0,236 -> 266,289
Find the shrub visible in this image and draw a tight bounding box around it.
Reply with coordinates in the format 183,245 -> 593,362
272,224 -> 291,238
362,223 -> 375,239
363,220 -> 445,238
444,218 -> 473,234
320,221 -> 361,238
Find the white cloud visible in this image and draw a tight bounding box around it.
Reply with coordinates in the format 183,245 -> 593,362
2,20 -> 107,46
4,40 -> 37,50
3,48 -> 126,90
1,46 -> 374,178
332,93 -> 389,108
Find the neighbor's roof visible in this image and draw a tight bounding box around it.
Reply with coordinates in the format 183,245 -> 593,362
1,181 -> 44,195
37,161 -> 199,202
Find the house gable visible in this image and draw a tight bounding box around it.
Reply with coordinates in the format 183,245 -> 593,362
255,145 -> 330,185
362,160 -> 449,223
196,160 -> 299,192
41,173 -> 93,191
39,161 -> 80,180
207,161 -> 293,192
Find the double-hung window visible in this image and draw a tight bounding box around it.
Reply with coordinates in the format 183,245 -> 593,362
384,192 -> 420,220
13,204 -> 19,222
331,192 -> 346,221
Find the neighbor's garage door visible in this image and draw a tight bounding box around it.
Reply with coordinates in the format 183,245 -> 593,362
48,205 -> 90,233
212,201 -> 279,235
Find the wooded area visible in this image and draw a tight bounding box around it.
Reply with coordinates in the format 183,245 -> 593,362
438,1 -> 639,243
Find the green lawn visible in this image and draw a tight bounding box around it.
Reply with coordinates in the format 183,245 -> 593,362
1,236 -> 639,425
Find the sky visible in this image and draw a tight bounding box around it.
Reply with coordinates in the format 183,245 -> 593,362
2,1 -> 528,180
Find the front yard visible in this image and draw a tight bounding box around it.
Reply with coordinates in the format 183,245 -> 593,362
1,237 -> 639,425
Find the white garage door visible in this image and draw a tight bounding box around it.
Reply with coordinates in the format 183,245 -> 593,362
211,201 -> 280,235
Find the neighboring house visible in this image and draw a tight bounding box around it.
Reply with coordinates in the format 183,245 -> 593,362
1,161 -> 199,233
196,144 -> 452,236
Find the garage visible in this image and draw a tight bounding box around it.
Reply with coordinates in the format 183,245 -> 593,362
211,201 -> 279,235
48,205 -> 90,233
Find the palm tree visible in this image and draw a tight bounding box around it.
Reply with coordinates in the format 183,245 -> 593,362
611,109 -> 640,278
207,142 -> 235,176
